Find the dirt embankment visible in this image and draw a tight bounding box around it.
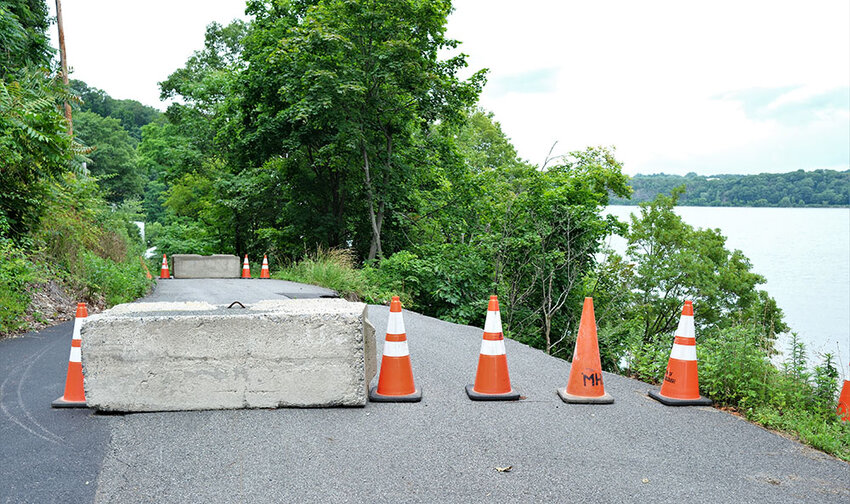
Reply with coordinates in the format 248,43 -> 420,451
0,279 -> 104,340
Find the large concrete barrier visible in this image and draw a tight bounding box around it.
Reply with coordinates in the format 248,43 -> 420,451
172,254 -> 240,278
80,299 -> 376,411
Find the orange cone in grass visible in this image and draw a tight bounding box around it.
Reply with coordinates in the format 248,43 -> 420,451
558,297 -> 613,404
260,255 -> 271,279
838,373 -> 850,422
241,255 -> 251,279
466,295 -> 520,401
649,300 -> 712,406
160,254 -> 170,279
369,296 -> 421,402
140,256 -> 152,280
52,303 -> 89,408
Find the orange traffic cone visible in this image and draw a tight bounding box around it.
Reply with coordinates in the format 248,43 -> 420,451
369,296 -> 421,402
838,375 -> 850,421
140,256 -> 152,279
160,254 -> 170,279
649,300 -> 712,406
52,303 -> 89,408
558,297 -> 614,404
260,255 -> 271,279
241,255 -> 251,279
466,295 -> 520,401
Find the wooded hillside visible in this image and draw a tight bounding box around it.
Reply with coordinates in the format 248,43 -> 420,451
610,170 -> 850,207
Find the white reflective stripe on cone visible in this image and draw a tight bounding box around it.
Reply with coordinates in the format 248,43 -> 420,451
72,319 -> 83,341
483,310 -> 503,334
386,311 -> 406,335
479,339 -> 506,356
69,346 -> 81,363
382,340 -> 410,357
670,343 -> 697,361
675,315 -> 695,339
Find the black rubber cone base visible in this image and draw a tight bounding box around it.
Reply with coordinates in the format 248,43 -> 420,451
369,385 -> 422,403
557,388 -> 614,404
51,396 -> 87,408
648,389 -> 712,406
465,384 -> 520,401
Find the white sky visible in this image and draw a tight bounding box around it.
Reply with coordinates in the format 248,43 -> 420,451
49,0 -> 850,175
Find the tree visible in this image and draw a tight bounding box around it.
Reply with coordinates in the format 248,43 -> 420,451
73,111 -> 143,202
70,80 -> 161,141
493,147 -> 630,356
241,0 -> 485,259
624,188 -> 787,346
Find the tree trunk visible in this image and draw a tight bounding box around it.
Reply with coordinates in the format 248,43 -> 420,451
362,143 -> 382,260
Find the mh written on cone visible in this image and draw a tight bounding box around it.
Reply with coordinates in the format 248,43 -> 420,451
558,297 -> 613,404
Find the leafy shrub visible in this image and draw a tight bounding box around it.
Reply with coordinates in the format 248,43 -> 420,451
0,227 -> 40,331
699,325 -> 777,409
81,250 -> 150,306
372,244 -> 495,326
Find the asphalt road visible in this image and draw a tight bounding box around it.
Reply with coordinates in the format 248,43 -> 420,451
1,279 -> 848,503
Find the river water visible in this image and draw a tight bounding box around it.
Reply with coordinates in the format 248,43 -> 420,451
604,206 -> 850,380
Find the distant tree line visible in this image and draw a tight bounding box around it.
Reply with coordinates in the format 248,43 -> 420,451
610,170 -> 850,207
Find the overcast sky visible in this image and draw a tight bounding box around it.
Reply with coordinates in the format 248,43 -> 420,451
49,0 -> 849,175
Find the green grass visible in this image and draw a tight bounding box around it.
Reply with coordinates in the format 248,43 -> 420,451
750,406 -> 850,461
272,248 -> 400,305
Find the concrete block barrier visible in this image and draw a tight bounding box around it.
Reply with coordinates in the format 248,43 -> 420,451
172,254 -> 241,278
81,299 -> 376,411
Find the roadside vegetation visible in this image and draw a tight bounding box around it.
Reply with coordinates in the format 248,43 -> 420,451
1,0 -> 153,336
1,0 -> 846,460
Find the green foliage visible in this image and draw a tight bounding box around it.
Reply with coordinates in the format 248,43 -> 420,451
0,219 -> 40,330
80,249 -> 149,306
70,80 -> 161,141
0,0 -> 53,77
0,172 -> 153,335
610,170 -> 850,207
372,244 -> 495,325
149,217 -> 218,256
240,0 -> 485,258
1,70 -> 83,239
34,173 -> 152,299
697,327 -> 850,460
699,325 -> 777,409
74,110 -> 143,202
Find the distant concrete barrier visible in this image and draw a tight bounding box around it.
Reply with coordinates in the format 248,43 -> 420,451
81,299 -> 377,411
172,254 -> 240,278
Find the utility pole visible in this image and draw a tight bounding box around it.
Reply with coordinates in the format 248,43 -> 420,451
55,0 -> 72,134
